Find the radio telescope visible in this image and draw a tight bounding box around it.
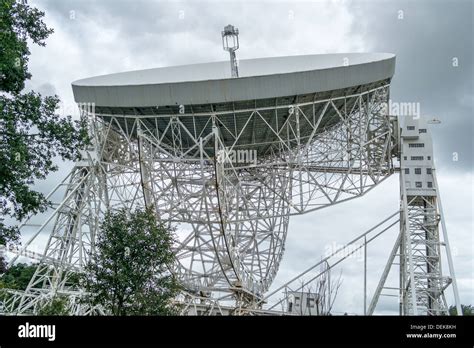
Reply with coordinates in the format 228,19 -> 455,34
3,26 -> 461,316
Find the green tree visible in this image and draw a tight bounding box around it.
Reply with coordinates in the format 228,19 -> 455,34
82,208 -> 180,315
37,296 -> 69,316
0,262 -> 36,290
0,261 -> 81,314
0,0 -> 89,265
0,262 -> 36,311
449,304 -> 473,316
0,251 -> 7,274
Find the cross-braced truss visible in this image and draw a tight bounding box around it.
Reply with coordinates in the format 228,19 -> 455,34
400,195 -> 449,315
4,84 -> 401,314
367,117 -> 462,316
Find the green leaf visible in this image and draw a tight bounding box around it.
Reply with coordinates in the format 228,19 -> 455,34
81,207 -> 181,315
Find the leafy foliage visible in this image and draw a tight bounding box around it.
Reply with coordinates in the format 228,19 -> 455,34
0,262 -> 36,312
0,0 -> 89,249
449,304 -> 473,316
0,262 -> 36,290
0,0 -> 52,93
81,208 -> 181,315
0,253 -> 7,273
37,296 -> 69,316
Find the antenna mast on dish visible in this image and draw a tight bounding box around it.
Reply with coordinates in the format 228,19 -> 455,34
222,24 -> 240,78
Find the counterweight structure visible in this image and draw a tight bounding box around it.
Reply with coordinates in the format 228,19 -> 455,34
368,116 -> 462,316
0,52 -> 461,315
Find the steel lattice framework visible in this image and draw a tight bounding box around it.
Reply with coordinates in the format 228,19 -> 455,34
400,195 -> 448,315
6,82 -> 400,314
367,116 -> 462,316
0,49 -> 462,316
395,116 -> 460,315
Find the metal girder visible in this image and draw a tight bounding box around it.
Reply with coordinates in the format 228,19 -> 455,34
367,116 -> 462,316
5,84 -> 397,314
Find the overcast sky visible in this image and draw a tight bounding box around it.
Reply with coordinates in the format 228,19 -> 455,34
19,0 -> 473,314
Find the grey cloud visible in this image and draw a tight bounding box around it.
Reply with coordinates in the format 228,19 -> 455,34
35,82 -> 57,96
349,0 -> 473,171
